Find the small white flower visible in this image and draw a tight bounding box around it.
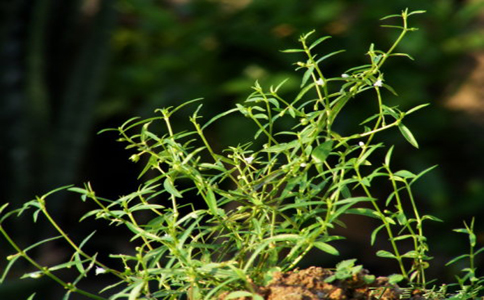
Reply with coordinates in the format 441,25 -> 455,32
300,163 -> 307,168
359,141 -> 365,147
341,74 -> 349,78
95,267 -> 106,275
244,156 -> 255,164
374,78 -> 383,87
316,78 -> 325,86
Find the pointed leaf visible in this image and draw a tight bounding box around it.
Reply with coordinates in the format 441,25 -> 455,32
376,250 -> 396,259
301,65 -> 315,88
406,103 -> 430,115
311,140 -> 333,164
385,146 -> 394,166
309,36 -> 332,50
281,49 -> 304,53
398,124 -> 419,148
163,178 -> 182,198
313,241 -> 339,256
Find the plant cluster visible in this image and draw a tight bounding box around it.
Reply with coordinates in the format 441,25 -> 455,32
0,9 -> 482,300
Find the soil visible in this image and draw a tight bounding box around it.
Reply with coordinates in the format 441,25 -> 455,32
219,266 -> 424,300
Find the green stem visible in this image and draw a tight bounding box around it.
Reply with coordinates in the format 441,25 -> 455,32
0,225 -> 108,300
354,168 -> 409,280
37,196 -> 123,279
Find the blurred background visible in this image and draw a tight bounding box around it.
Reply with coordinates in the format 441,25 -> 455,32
1,0 -> 484,298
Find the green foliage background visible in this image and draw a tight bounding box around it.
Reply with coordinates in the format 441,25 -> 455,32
1,0 -> 484,297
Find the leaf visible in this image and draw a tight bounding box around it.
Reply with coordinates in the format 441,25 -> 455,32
26,294 -> 37,300
398,124 -> 419,148
401,250 -> 418,258
394,170 -> 416,179
380,13 -> 402,20
347,208 -> 380,219
406,103 -> 430,115
376,250 -> 396,259
388,274 -> 405,284
301,65 -> 315,88
263,140 -> 298,153
313,241 -> 339,256
389,53 -> 415,60
371,224 -> 386,246
225,291 -> 264,300
421,214 -> 443,222
311,140 -> 333,164
315,49 -> 346,64
252,113 -> 268,120
309,36 -> 332,50
281,49 -> 305,53
73,252 -> 85,274
202,107 -> 239,130
408,10 -> 426,16
163,178 -> 183,198
384,146 -> 394,166
205,188 -> 221,216
129,280 -> 144,300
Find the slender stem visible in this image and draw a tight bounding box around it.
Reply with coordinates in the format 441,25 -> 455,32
37,196 -> 123,279
0,225 -> 108,300
354,168 -> 409,280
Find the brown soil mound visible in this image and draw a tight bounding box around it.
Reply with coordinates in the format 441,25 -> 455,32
219,266 -> 419,300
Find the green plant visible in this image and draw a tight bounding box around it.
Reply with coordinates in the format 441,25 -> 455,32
325,259 -> 375,284
443,218 -> 484,299
0,8 -> 482,300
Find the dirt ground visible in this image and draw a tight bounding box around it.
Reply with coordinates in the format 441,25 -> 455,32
220,266 -> 424,300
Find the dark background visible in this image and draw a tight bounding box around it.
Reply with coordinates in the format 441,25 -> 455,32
1,0 -> 484,298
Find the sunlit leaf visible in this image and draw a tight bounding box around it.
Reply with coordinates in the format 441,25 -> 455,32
313,241 -> 339,256
311,140 -> 333,164
398,124 -> 419,148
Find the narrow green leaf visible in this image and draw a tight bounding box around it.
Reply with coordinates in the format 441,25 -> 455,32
401,250 -> 418,258
252,113 -> 268,120
398,124 -> 419,148
380,25 -> 405,30
394,170 -> 416,179
380,13 -> 401,20
301,65 -> 315,88
225,291 -> 264,300
73,252 -> 85,274
446,254 -> 469,266
163,178 -> 183,198
388,274 -> 405,284
309,36 -> 332,50
263,140 -> 298,153
311,140 -> 333,164
376,250 -> 396,259
347,208 -> 380,219
315,49 -> 346,64
389,53 -> 415,60
384,146 -> 394,166
129,280 -> 144,300
383,83 -> 398,96
406,103 -> 430,115
26,293 -> 36,300
421,214 -> 443,222
392,234 -> 413,242
408,10 -> 426,16
371,224 -> 386,246
313,241 -> 339,256
205,188 -> 220,216
202,107 -> 239,130
281,49 -> 305,53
